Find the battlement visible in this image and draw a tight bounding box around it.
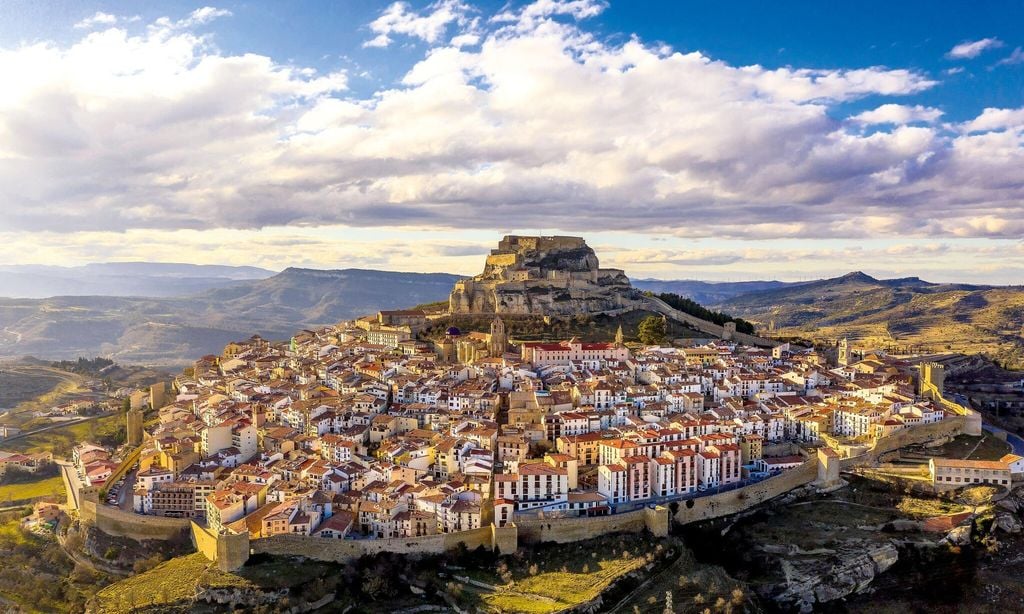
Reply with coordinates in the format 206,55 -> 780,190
498,235 -> 586,252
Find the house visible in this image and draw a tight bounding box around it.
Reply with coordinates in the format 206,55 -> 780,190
929,458 -> 1012,490
313,510 -> 355,538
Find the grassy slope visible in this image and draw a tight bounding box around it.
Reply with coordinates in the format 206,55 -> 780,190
720,277 -> 1024,367
452,534 -> 665,614
93,553 -> 342,614
611,546 -> 753,614
0,475 -> 66,504
483,556 -> 648,614
0,413 -> 124,454
93,553 -> 218,613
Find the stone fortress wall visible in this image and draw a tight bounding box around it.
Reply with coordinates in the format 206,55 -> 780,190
516,505 -> 669,544
252,526 -> 495,562
644,295 -> 780,348
78,488 -> 190,541
74,399 -> 973,572
674,458 -> 819,524
201,506 -> 671,572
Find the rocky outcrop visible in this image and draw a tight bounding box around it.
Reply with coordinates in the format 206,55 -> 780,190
769,542 -> 899,613
449,236 -> 643,316
943,524 -> 973,546
992,512 -> 1022,535
197,586 -> 288,608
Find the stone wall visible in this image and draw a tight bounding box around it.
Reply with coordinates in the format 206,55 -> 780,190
644,296 -> 779,348
868,417 -> 967,460
516,505 -> 668,544
673,459 -> 819,525
80,492 -> 190,541
192,521 -> 220,561
491,524 -> 519,555
250,526 -> 494,563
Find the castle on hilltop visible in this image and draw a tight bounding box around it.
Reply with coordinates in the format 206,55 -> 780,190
448,235 -> 643,316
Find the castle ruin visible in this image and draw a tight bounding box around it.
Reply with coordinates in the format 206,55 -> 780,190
448,235 -> 643,316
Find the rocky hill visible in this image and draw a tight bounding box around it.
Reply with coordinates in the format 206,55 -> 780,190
448,235 -> 644,315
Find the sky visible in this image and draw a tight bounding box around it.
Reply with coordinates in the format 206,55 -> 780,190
1,0 -> 1023,283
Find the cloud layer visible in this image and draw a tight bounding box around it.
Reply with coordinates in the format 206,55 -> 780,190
946,37 -> 1003,59
0,0 -> 1023,246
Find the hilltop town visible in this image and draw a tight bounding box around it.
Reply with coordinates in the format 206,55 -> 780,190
48,238 -> 1015,597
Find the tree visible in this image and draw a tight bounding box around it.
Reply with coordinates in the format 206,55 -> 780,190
638,316 -> 667,345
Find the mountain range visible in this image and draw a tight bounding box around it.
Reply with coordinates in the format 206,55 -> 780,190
0,262 -> 275,298
713,271 -> 1024,367
0,267 -> 459,365
1,263 -> 1021,368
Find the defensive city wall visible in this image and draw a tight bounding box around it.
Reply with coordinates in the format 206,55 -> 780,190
79,488 -> 190,541
73,411 -> 967,572
517,505 -> 669,544
674,457 -> 821,524
192,507 -> 670,572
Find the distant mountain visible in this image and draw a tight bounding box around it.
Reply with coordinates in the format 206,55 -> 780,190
0,262 -> 275,298
632,278 -> 797,304
0,268 -> 461,365
4,263 -> 1022,368
714,271 -> 1024,367
195,268 -> 462,328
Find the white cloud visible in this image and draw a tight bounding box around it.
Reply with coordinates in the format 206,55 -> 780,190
363,1 -> 471,48
946,37 -> 1003,59
493,0 -> 607,27
0,1 -> 1022,248
185,7 -> 233,25
997,46 -> 1024,66
962,107 -> 1024,132
450,33 -> 480,48
851,104 -> 943,125
150,6 -> 232,32
74,12 -> 119,29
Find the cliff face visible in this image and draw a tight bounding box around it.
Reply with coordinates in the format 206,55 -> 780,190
449,235 -> 642,316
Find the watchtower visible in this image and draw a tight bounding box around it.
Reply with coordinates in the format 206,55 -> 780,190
838,337 -> 852,366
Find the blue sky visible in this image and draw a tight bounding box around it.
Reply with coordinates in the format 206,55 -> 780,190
5,0 -> 1020,119
0,1 -> 1022,282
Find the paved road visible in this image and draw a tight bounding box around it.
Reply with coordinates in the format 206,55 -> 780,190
58,461 -> 82,510
118,471 -> 136,511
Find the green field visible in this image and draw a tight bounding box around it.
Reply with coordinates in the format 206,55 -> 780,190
0,520 -> 33,547
0,475 -> 66,505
